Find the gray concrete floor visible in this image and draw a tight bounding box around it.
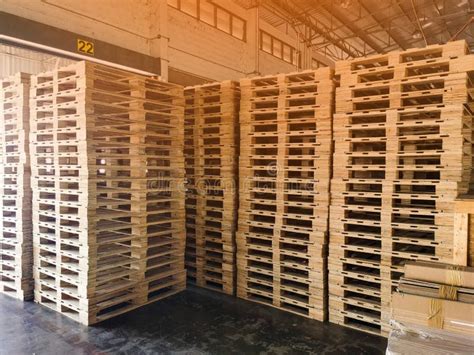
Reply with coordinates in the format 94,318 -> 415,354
0,286 -> 387,354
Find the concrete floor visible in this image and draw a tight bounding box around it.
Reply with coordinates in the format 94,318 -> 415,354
0,286 -> 387,354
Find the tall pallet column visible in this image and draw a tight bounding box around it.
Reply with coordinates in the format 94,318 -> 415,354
213,82 -> 239,295
272,75 -> 286,309
30,66 -> 93,322
129,78 -> 148,305
193,88 -> 207,287
330,51 -> 396,336
85,63 -> 141,324
330,39 -> 473,337
0,73 -> 33,300
184,87 -> 198,284
237,74 -> 281,306
381,43 -> 473,333
187,81 -> 239,295
140,78 -> 186,303
238,69 -> 333,320
30,61 -> 186,324
277,70 -> 333,320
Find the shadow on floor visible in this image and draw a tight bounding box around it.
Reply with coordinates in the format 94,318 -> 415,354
0,286 -> 387,354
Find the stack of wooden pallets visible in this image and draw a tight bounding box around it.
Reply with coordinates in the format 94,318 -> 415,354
184,87 -> 199,285
329,40 -> 474,336
0,73 -> 33,300
184,81 -> 239,295
29,61 -> 186,325
133,77 -> 186,305
237,68 -> 334,320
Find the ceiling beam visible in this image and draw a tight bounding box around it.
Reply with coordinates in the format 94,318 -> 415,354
450,16 -> 474,41
358,0 -> 408,50
319,2 -> 385,53
262,0 -> 365,58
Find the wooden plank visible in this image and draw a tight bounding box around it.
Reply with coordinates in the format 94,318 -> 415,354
453,213 -> 469,266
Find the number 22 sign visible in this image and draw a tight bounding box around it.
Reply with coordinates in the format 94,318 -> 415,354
77,39 -> 94,56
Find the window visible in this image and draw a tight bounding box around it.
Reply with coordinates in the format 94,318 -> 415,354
260,30 -> 299,65
200,0 -> 214,25
216,8 -> 231,33
292,52 -> 298,65
168,0 -> 246,41
231,17 -> 245,39
261,32 -> 272,53
180,0 -> 197,17
283,44 -> 292,63
272,40 -> 282,58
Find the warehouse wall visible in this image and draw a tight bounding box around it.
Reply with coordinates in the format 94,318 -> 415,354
258,51 -> 295,74
258,20 -> 299,75
0,44 -> 76,77
0,0 -> 328,82
167,5 -> 250,80
0,0 -> 155,56
165,2 -> 302,81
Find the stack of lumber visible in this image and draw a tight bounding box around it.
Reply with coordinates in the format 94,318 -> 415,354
29,61 -> 186,325
237,68 -> 334,320
388,261 -> 474,349
0,73 -> 33,300
329,40 -> 474,336
184,81 -> 239,295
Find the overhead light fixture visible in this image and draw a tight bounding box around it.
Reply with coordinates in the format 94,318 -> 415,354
412,31 -> 422,39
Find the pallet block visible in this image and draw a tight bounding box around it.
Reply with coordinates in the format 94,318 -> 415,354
453,195 -> 474,266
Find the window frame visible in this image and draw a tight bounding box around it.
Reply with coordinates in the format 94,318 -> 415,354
260,30 -> 299,65
168,0 -> 246,41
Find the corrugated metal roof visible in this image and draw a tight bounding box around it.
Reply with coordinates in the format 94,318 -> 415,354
250,0 -> 474,60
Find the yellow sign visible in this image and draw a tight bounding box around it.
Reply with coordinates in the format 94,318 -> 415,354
77,39 -> 94,56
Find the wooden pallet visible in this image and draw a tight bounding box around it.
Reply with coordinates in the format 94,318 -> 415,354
237,68 -> 334,321
329,40 -> 474,336
183,81 -> 239,295
0,73 -> 33,301
30,61 -> 186,325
